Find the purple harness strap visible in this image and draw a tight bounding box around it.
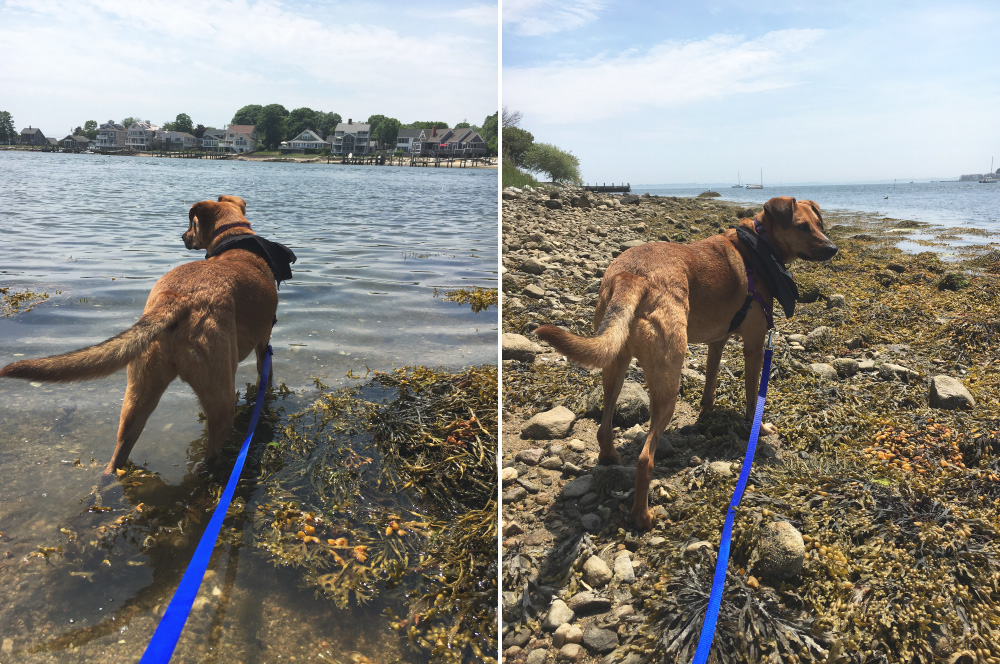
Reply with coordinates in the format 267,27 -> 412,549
745,266 -> 775,330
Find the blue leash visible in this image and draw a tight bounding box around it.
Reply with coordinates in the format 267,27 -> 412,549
692,331 -> 774,664
139,345 -> 272,664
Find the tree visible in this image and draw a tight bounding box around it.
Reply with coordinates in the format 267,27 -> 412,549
481,111 -> 498,155
82,120 -> 98,140
0,111 -> 14,144
286,107 -> 319,140
502,126 -> 534,167
193,124 -> 207,138
502,106 -> 522,128
455,121 -> 471,129
372,117 -> 400,151
73,126 -> 84,136
522,142 -> 582,184
231,104 -> 263,126
174,113 -> 193,134
161,120 -> 176,131
121,116 -> 136,129
403,120 -> 449,129
316,112 -> 341,139
256,103 -> 289,149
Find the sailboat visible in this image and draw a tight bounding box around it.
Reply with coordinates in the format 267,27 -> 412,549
732,172 -> 743,188
746,167 -> 763,189
980,157 -> 997,183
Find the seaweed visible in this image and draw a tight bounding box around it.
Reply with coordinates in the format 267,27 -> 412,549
1,286 -> 50,316
434,286 -> 498,314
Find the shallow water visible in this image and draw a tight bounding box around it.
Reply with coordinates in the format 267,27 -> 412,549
0,151 -> 498,662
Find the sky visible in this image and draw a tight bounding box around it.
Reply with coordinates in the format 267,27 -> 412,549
0,0 -> 498,136
502,1 -> 1000,185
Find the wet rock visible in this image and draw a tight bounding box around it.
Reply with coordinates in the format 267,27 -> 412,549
505,628 -> 532,648
584,380 -> 649,427
567,590 -> 612,614
563,474 -> 594,498
553,623 -> 584,648
582,626 -> 618,654
516,448 -> 545,465
832,358 -> 859,377
503,332 -> 544,362
613,551 -> 635,583
522,406 -> 576,440
754,521 -> 805,580
929,375 -> 975,410
571,195 -> 592,209
583,555 -> 613,587
543,599 -> 575,631
620,194 -> 641,205
809,363 -> 838,380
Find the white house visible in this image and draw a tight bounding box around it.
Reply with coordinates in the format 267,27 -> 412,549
126,121 -> 159,150
220,124 -> 257,153
329,119 -> 371,155
279,128 -> 328,152
158,130 -> 197,151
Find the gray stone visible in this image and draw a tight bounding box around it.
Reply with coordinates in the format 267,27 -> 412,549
526,649 -> 549,664
516,447 -> 545,465
567,590 -> 612,614
502,332 -> 544,362
502,486 -> 528,504
517,479 -> 542,494
540,455 -> 564,470
581,513 -> 602,532
613,551 -> 635,583
620,239 -> 645,251
522,406 -> 576,440
567,439 -> 587,453
503,520 -> 524,537
543,599 -> 575,631
832,358 -> 860,378
585,380 -> 649,427
582,626 -> 619,654
563,474 -> 594,498
545,198 -> 564,210
522,284 -> 546,299
505,628 -> 532,648
520,257 -> 548,275
879,363 -> 919,382
804,326 -> 833,350
583,555 -> 613,588
809,363 -> 838,380
754,521 -> 805,580
929,375 -> 975,409
826,294 -> 848,309
707,461 -> 733,479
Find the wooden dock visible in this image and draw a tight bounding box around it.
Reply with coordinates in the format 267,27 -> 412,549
584,183 -> 631,193
330,154 -> 493,168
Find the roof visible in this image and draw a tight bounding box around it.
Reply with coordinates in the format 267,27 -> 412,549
226,124 -> 256,134
20,127 -> 42,135
396,128 -> 422,139
334,122 -> 371,134
292,129 -> 326,142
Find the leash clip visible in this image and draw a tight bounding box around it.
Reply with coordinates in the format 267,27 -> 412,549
766,328 -> 775,351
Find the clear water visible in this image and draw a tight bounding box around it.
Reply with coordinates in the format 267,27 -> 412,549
0,151 -> 498,663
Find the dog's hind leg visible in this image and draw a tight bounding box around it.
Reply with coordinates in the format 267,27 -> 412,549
596,353 -> 629,465
184,351 -> 238,464
699,339 -> 727,417
742,333 -> 765,421
255,341 -> 272,389
105,353 -> 176,474
633,330 -> 686,530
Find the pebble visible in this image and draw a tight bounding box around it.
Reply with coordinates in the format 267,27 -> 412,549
929,375 -> 975,409
754,521 -> 805,580
582,625 -> 618,654
523,284 -> 546,299
503,486 -> 528,504
804,326 -> 833,350
581,513 -> 602,532
613,551 -> 635,583
540,456 -> 564,470
502,332 -> 544,361
553,623 -> 584,648
567,439 -> 587,453
583,555 -> 613,587
826,294 -> 848,309
809,363 -> 838,380
832,358 -> 859,377
566,590 -> 612,614
516,448 -> 546,465
522,406 -> 576,440
557,643 -> 586,661
526,648 -> 549,664
543,599 -> 575,631
520,257 -> 548,275
562,474 -> 594,499
501,466 -> 519,485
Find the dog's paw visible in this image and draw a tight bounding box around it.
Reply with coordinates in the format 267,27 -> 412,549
597,449 -> 622,465
632,508 -> 655,531
761,422 -> 778,437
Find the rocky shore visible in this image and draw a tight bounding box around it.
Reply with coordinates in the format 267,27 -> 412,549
501,185 -> 1000,663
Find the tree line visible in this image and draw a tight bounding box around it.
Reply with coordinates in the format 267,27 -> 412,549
0,107 -> 499,154
501,107 -> 580,184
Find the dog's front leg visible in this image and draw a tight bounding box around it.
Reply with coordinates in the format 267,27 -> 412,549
699,339 -> 727,417
742,333 -> 765,421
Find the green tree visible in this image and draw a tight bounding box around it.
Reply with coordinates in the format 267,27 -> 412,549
502,126 -> 534,167
0,111 -> 14,144
83,120 -> 98,140
481,111 -> 498,155
286,107 -> 319,140
161,120 -> 176,131
121,116 -> 136,129
372,117 -> 400,151
404,120 -> 449,129
193,124 -> 206,138
522,142 -> 582,184
174,113 -> 193,134
317,112 -> 341,139
455,121 -> 471,129
256,103 -> 289,149
231,104 -> 263,126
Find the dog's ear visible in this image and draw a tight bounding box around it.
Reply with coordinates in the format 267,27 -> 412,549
802,199 -> 822,221
763,196 -> 798,227
189,201 -> 220,235
218,195 -> 246,215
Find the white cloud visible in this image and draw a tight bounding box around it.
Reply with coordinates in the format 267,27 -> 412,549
502,0 -> 606,37
449,3 -> 498,27
504,28 -> 825,124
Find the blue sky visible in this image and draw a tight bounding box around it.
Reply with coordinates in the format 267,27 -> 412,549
1,0 -> 498,136
503,1 -> 1000,184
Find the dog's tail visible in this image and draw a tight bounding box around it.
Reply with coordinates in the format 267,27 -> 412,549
0,303 -> 186,382
534,275 -> 643,369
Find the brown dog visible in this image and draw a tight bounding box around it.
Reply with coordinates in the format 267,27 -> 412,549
0,195 -> 293,474
534,197 -> 837,529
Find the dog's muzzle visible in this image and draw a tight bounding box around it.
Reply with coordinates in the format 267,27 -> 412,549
182,232 -> 194,250
801,243 -> 838,262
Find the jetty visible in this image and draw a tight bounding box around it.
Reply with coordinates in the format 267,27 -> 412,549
584,183 -> 631,193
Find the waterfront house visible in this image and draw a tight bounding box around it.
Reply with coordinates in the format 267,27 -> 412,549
329,119 -> 371,155
158,131 -> 197,151
96,121 -> 127,150
395,128 -> 421,154
46,137 -> 58,147
60,135 -> 90,150
127,121 -> 159,150
19,127 -> 47,146
279,128 -> 328,152
220,124 -> 257,153
411,127 -> 488,157
200,129 -> 225,151
411,127 -> 449,156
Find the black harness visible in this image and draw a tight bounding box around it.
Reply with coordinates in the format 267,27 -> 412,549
206,234 -> 297,287
727,221 -> 798,333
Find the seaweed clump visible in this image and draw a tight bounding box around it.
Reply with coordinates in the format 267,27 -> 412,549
435,286 -> 498,313
1,286 -> 50,316
255,365 -> 498,663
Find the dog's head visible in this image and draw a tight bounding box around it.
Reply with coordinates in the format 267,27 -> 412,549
183,195 -> 249,250
757,197 -> 838,264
